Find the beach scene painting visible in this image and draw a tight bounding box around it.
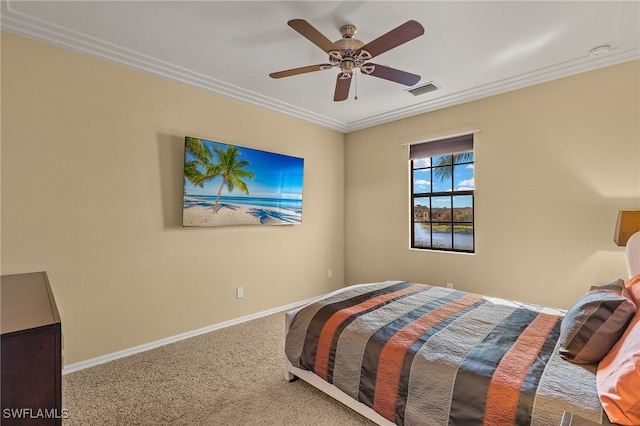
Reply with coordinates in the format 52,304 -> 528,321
182,137 -> 304,227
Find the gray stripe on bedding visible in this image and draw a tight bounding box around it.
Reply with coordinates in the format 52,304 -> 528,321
332,286 -> 452,399
404,301 -> 517,426
285,281 -> 403,367
530,340 -> 603,425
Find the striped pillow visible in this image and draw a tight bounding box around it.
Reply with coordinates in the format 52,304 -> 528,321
559,279 -> 638,364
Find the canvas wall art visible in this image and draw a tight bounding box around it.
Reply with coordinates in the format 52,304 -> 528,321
182,137 -> 304,227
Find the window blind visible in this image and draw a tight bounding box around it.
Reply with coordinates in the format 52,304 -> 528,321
409,133 -> 474,160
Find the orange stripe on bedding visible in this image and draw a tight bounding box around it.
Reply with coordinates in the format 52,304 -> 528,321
314,284 -> 424,380
373,293 -> 484,421
483,313 -> 558,426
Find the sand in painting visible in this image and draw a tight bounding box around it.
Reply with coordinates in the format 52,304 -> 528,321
182,197 -> 301,226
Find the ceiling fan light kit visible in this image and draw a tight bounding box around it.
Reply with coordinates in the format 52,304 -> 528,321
269,19 -> 425,101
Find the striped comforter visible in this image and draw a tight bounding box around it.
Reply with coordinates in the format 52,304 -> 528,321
286,281 -> 605,426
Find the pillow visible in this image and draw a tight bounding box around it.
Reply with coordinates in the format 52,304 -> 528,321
558,279 -> 637,363
597,310 -> 640,425
625,274 -> 640,305
592,279 -> 626,292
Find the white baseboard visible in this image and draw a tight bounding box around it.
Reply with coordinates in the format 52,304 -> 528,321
62,296 -> 320,375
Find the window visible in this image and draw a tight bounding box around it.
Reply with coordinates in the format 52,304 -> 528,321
410,134 -> 475,253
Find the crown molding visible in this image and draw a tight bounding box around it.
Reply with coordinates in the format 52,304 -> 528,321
2,1 -> 638,134
0,2 -> 349,132
345,47 -> 639,133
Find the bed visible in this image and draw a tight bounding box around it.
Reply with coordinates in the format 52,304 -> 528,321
284,245 -> 640,426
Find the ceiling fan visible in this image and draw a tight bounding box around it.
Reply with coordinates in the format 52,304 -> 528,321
269,19 -> 425,101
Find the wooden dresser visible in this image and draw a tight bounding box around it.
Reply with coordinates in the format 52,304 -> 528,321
1,272 -> 63,425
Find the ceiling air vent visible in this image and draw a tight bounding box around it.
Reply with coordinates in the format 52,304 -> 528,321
407,82 -> 439,96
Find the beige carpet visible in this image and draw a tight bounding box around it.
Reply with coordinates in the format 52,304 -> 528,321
62,312 -> 376,425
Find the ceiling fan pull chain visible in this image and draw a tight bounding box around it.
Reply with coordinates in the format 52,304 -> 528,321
354,71 -> 358,100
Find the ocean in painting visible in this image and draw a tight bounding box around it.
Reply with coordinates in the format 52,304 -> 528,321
184,195 -> 302,212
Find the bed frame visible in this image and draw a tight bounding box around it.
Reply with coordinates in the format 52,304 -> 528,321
284,308 -> 395,426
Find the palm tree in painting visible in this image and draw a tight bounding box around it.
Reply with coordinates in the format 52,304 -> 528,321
183,137 -> 213,192
201,144 -> 255,214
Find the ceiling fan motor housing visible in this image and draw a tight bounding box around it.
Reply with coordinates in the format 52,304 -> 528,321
334,37 -> 365,51
331,24 -> 370,74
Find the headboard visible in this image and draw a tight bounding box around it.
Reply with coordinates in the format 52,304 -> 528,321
627,231 -> 640,278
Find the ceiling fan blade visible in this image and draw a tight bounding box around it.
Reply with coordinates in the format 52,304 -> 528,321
334,74 -> 352,101
358,20 -> 424,58
269,64 -> 333,79
288,19 -> 339,54
361,63 -> 421,86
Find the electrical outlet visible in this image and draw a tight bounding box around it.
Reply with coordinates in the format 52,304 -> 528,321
236,287 -> 244,298
446,282 -> 454,289
328,269 -> 333,278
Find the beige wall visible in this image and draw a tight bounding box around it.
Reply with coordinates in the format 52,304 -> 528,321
345,60 -> 640,309
3,31 -> 639,366
1,33 -> 345,365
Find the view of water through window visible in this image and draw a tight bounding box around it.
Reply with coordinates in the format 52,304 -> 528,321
411,150 -> 474,252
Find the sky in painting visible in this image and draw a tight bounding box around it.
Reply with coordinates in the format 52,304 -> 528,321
184,139 -> 304,199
